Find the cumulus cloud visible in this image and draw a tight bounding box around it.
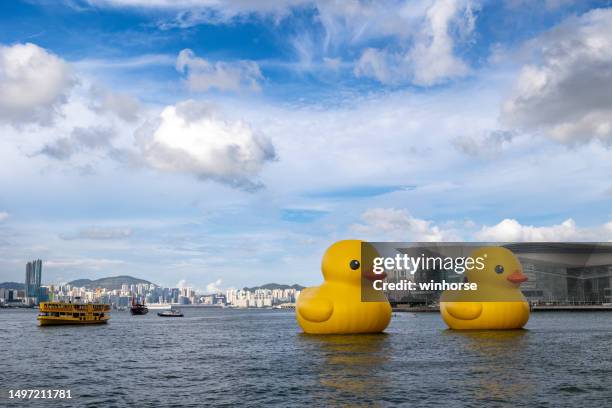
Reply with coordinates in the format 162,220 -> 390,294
176,49 -> 263,92
176,279 -> 189,288
89,86 -> 141,122
351,211 -> 612,243
39,126 -> 116,160
476,218 -> 612,242
0,212 -> 9,222
0,43 -> 75,125
60,227 -> 132,240
135,100 -> 276,190
501,9 -> 612,146
206,278 -> 222,293
351,208 -> 458,241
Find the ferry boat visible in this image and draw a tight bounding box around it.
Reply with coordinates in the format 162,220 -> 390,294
37,301 -> 111,326
157,309 -> 184,317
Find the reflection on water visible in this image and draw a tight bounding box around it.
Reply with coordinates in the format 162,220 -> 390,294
445,328 -> 528,355
299,333 -> 390,401
445,329 -> 534,402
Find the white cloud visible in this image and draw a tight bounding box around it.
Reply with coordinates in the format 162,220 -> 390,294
89,87 -> 141,122
206,278 -> 222,293
0,212 -> 8,222
0,43 -> 75,125
351,211 -> 612,243
476,218 -> 612,242
354,48 -> 395,84
452,129 -> 515,156
75,53 -> 175,70
135,99 -> 276,190
501,9 -> 612,146
176,49 -> 263,92
410,0 -> 472,85
351,208 -> 458,241
39,126 -> 116,160
353,0 -> 474,86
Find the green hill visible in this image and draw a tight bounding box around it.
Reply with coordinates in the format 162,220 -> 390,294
67,275 -> 154,290
243,283 -> 305,291
0,282 -> 24,290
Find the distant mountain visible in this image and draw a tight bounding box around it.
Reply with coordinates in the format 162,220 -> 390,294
67,275 -> 154,290
243,283 -> 305,291
0,282 -> 24,290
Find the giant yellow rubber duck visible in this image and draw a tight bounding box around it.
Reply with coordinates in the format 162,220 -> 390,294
440,246 -> 530,330
296,240 -> 392,334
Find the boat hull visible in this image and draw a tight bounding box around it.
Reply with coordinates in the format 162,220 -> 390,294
38,316 -> 110,326
130,308 -> 149,315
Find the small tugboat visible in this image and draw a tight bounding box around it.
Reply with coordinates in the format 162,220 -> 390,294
37,299 -> 111,326
157,309 -> 184,317
130,297 -> 149,315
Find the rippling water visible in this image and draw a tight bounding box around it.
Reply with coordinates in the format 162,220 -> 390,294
1,308 -> 612,407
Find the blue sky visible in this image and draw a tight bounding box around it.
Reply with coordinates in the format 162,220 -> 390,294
0,0 -> 611,291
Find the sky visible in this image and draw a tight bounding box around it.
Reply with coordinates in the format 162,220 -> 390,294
1,0 -> 611,291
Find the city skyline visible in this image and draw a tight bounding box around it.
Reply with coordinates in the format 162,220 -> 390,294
1,258 -> 302,308
1,1 -> 612,289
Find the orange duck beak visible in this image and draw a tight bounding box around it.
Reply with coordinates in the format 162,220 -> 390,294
362,268 -> 387,282
507,270 -> 528,284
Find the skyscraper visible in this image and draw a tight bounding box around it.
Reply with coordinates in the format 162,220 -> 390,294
25,259 -> 42,303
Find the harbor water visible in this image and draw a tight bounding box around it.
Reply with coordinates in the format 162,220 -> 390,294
1,309 -> 612,407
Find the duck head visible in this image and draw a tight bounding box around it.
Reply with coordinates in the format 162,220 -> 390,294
321,240 -> 386,286
465,246 -> 528,289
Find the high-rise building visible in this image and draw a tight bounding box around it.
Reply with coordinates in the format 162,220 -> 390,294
25,259 -> 42,303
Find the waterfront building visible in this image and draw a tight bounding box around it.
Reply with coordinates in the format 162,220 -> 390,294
0,288 -> 23,305
383,243 -> 612,305
25,259 -> 42,304
508,243 -> 612,303
224,288 -> 300,308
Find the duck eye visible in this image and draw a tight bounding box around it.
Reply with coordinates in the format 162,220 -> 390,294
349,260 -> 360,270
495,265 -> 504,274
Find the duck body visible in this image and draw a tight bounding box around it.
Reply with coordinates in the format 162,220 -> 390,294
440,246 -> 530,330
297,282 -> 391,334
296,240 -> 392,334
440,299 -> 529,330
